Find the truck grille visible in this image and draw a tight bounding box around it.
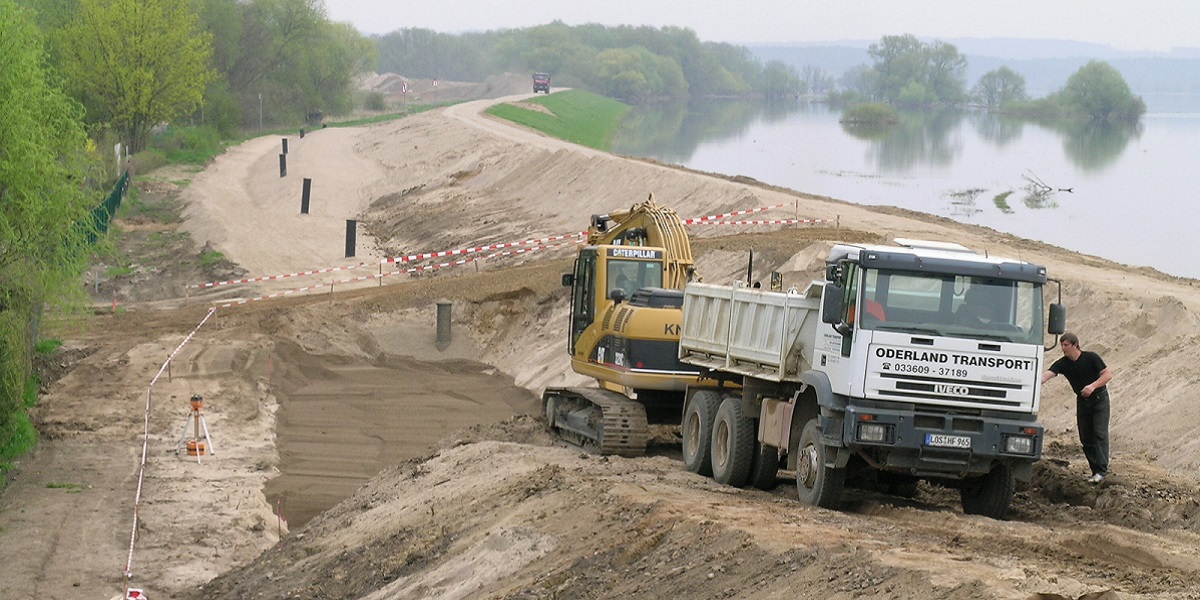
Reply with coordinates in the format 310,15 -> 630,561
877,372 -> 1025,408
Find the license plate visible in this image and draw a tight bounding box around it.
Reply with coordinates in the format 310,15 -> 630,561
925,433 -> 971,449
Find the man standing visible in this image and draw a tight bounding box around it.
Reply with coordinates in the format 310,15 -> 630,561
1042,333 -> 1114,483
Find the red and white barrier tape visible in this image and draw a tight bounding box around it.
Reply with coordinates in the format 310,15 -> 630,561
382,232 -> 585,264
683,204 -> 784,224
693,217 -> 837,226
190,261 -> 371,289
190,204 -> 810,294
217,240 -> 581,309
124,307 -> 217,596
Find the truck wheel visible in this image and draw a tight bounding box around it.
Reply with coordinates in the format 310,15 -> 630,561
748,439 -> 780,490
795,419 -> 844,509
682,391 -> 721,476
711,396 -> 754,487
959,463 -> 1014,519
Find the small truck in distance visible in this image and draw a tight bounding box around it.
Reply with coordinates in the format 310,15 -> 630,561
532,72 -> 551,94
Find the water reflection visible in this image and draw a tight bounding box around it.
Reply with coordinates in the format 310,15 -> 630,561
616,99 -> 1143,173
608,96 -> 1194,278
1049,118 -> 1144,171
971,113 -> 1025,147
849,109 -> 967,170
612,98 -> 767,163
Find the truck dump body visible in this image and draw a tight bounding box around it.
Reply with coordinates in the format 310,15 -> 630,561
679,282 -> 822,381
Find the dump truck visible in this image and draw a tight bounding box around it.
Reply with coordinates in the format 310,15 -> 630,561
677,239 -> 1066,518
533,72 -> 551,94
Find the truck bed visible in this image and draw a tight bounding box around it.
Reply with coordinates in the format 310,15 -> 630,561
678,282 -> 822,382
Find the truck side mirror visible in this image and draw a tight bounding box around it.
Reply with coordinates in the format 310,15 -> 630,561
821,283 -> 844,324
1047,303 -> 1066,335
561,273 -> 574,287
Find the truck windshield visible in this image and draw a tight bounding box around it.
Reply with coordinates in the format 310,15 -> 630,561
859,268 -> 1044,345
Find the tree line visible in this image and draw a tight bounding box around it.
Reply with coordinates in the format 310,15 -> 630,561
20,0 -> 375,151
374,21 -> 805,102
835,34 -> 1145,121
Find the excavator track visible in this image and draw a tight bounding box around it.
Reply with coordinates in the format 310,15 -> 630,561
542,387 -> 650,457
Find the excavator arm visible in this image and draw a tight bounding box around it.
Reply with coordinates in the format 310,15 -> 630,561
588,193 -> 696,289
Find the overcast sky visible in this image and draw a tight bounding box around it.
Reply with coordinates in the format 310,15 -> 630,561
324,0 -> 1198,53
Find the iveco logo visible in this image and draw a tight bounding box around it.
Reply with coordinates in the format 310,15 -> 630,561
935,384 -> 971,396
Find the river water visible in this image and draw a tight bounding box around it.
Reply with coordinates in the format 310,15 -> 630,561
611,96 -> 1200,280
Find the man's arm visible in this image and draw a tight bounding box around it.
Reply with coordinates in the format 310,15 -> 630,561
1041,370 -> 1057,384
1081,367 -> 1113,398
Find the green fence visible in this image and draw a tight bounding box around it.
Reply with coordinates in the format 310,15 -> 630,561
89,170 -> 130,243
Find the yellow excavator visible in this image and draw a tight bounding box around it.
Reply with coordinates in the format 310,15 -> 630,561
542,194 -> 703,456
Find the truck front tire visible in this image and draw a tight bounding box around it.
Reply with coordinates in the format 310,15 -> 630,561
795,419 -> 845,509
682,391 -> 721,476
959,463 -> 1014,519
711,396 -> 754,487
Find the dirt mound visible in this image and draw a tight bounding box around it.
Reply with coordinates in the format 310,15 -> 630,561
187,414 -> 1195,599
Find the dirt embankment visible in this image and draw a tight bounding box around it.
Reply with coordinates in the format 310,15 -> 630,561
2,92 -> 1200,600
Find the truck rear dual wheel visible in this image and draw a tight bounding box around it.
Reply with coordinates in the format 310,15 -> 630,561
795,419 -> 845,509
959,463 -> 1015,519
711,396 -> 755,487
682,391 -> 721,476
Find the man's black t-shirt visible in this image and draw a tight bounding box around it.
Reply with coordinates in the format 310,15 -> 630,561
1049,351 -> 1108,396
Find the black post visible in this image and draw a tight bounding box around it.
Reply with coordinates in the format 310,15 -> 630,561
345,219 -> 356,258
436,301 -> 452,350
299,128 -> 305,138
282,138 -> 288,154
301,178 -> 312,214
279,153 -> 286,177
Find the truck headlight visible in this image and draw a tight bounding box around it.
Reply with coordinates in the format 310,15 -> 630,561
857,423 -> 890,443
1003,435 -> 1035,455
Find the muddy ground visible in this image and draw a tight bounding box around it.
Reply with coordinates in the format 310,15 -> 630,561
2,85 -> 1200,600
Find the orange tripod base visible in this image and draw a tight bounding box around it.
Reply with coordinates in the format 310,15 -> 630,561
186,440 -> 207,456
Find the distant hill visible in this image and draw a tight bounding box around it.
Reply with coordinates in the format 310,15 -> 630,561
748,38 -> 1200,111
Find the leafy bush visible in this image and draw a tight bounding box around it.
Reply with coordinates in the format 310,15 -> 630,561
130,148 -> 168,174
362,91 -> 389,112
151,126 -> 224,165
840,102 -> 899,125
199,250 -> 226,269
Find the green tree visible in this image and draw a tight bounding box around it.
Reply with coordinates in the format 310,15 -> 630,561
866,34 -> 967,106
57,0 -> 215,152
1,0 -> 99,461
801,65 -> 835,95
973,66 -> 1027,110
761,60 -> 804,98
1059,60 -> 1146,120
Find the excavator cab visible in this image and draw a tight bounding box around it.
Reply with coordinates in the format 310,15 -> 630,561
565,245 -> 665,354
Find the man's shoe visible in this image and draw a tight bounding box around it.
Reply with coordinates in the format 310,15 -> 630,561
1088,473 -> 1105,484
